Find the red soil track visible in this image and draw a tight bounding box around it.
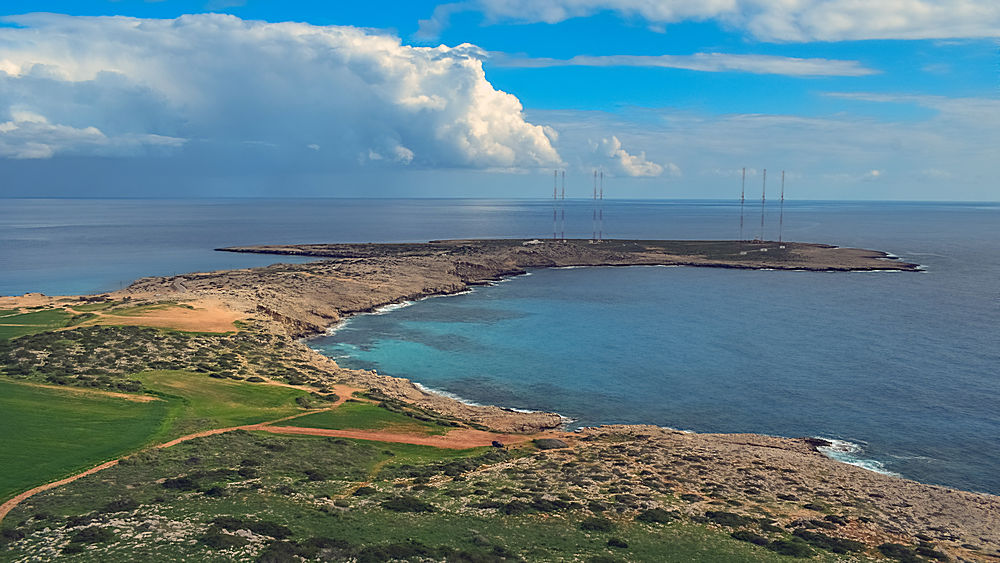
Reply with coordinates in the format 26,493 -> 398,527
0,383 -> 538,524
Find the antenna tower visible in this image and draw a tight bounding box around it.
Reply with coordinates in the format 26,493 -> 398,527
599,170 -> 604,241
759,168 -> 767,242
739,167 -> 746,242
560,171 -> 566,241
552,170 -> 558,240
778,170 -> 785,244
592,170 -> 597,242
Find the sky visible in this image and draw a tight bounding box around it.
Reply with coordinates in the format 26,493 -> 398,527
0,1 -> 997,200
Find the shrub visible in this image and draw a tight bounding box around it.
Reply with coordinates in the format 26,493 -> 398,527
579,517 -> 614,532
381,496 -> 435,513
636,508 -> 677,524
607,537 -> 629,548
792,529 -> 865,554
878,543 -> 923,563
101,498 -> 138,513
162,477 -> 198,491
70,526 -> 115,544
210,517 -> 292,539
199,528 -> 249,549
766,539 -> 814,558
731,531 -> 769,546
704,511 -> 755,527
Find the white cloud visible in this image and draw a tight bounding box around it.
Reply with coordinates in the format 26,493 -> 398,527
492,52 -> 877,77
529,92 -> 999,199
594,135 -> 667,177
0,110 -> 183,159
0,13 -> 560,169
420,0 -> 1000,41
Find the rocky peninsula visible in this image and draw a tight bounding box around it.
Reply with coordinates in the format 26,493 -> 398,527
8,239 -> 1000,561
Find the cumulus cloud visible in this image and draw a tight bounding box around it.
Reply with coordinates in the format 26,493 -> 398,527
530,91 -> 999,199
593,136 -> 668,177
0,13 -> 560,169
492,53 -> 877,77
419,0 -> 1000,41
0,110 -> 183,159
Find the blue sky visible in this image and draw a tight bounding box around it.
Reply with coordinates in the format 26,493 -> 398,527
0,1 -> 997,199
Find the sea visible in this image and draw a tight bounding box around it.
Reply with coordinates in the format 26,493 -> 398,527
3,198 -> 999,494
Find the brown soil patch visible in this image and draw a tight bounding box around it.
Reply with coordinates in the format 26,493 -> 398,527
0,293 -> 59,309
86,300 -> 245,333
256,426 -> 534,449
3,379 -> 161,403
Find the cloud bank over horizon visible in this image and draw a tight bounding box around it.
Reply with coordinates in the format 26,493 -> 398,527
420,0 -> 1000,41
0,13 -> 561,170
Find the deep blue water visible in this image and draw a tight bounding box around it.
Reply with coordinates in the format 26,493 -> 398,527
3,198 -> 999,494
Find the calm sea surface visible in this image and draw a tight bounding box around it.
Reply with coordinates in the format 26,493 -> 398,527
4,198 -> 999,494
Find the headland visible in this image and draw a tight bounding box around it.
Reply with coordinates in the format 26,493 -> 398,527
6,239 -> 999,562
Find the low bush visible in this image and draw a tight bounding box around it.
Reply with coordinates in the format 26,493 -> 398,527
635,508 -> 678,524
766,539 -> 814,558
381,496 -> 436,513
730,531 -> 769,546
579,517 -> 614,532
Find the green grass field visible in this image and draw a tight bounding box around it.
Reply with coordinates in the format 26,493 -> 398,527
0,379 -> 169,501
139,370 -> 311,441
0,370 -> 315,503
0,309 -> 72,340
287,400 -> 448,435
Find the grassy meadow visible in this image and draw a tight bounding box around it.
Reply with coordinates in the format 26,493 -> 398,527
0,380 -> 168,501
0,309 -> 73,340
137,370 -> 314,442
286,400 -> 449,435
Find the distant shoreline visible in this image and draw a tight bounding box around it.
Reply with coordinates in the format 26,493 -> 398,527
217,238 -> 921,273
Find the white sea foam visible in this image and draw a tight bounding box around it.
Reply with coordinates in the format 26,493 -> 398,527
411,381 -> 567,421
373,301 -> 414,314
815,438 -> 901,477
324,319 -> 352,335
412,381 -> 486,407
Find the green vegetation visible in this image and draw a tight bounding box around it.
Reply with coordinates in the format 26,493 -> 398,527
138,370 -> 310,441
0,432 -> 839,562
0,379 -> 169,501
0,309 -> 73,340
0,323 -> 333,391
286,400 -> 448,435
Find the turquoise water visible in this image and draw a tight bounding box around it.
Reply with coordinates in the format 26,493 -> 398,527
308,202 -> 1000,495
4,198 -> 999,494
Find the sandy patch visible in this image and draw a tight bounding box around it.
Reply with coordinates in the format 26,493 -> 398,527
87,299 -> 246,333
256,426 -> 535,449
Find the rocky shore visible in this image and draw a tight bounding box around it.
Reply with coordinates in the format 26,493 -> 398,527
7,238 -> 1000,560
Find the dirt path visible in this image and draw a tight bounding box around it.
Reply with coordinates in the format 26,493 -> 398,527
0,382 -> 523,525
0,460 -> 120,525
257,426 -> 534,449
